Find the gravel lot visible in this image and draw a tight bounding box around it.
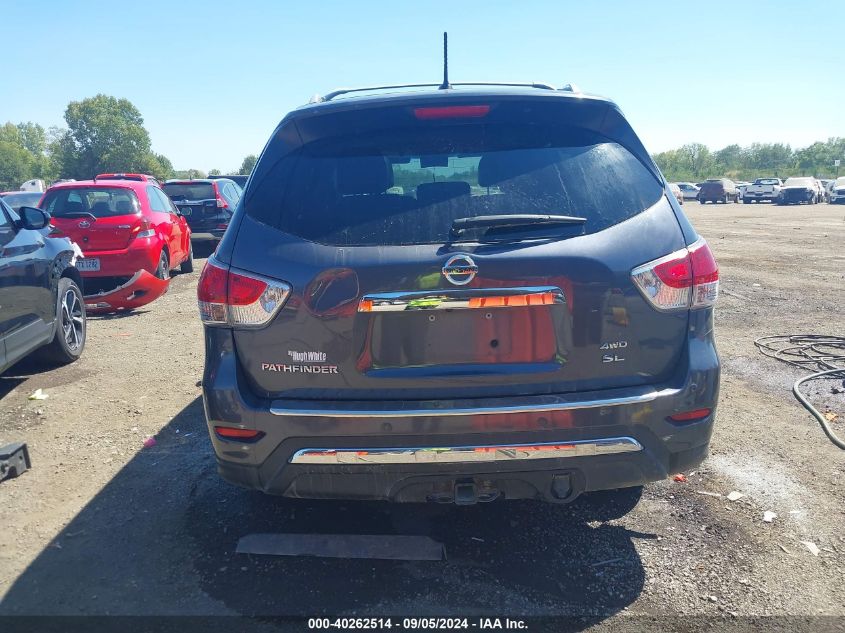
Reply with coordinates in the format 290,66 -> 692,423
1,203 -> 843,629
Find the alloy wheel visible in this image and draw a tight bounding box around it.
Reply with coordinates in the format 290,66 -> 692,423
61,288 -> 84,352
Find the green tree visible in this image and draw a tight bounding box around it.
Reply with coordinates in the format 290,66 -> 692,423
208,168 -> 222,176
172,169 -> 207,179
149,153 -> 174,181
16,122 -> 46,155
239,154 -> 257,174
0,140 -> 34,191
53,94 -> 163,179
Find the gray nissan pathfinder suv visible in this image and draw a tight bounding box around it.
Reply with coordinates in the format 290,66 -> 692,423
197,82 -> 720,505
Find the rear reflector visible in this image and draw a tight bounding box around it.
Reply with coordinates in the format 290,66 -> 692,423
197,257 -> 291,327
631,238 -> 719,311
214,426 -> 265,442
668,408 -> 712,422
414,105 -> 490,120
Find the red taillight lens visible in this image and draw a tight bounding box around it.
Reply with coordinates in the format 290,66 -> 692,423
227,271 -> 268,305
688,240 -> 719,308
214,426 -> 265,442
132,217 -> 154,239
213,183 -> 228,209
197,257 -> 291,327
414,105 -> 490,120
197,258 -> 229,324
668,408 -> 712,422
631,238 -> 719,311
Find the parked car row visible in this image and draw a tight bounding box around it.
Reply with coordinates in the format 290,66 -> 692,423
0,169 -> 251,374
668,175 -> 836,205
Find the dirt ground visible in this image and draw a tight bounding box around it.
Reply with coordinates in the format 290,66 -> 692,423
1,203 -> 843,630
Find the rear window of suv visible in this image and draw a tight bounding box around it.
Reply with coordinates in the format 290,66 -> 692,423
42,187 -> 140,218
162,182 -> 216,201
247,123 -> 663,246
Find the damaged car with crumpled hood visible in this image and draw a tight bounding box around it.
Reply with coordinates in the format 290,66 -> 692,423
40,178 -> 194,312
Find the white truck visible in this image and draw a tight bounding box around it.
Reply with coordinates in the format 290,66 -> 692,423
743,178 -> 782,204
19,179 -> 46,193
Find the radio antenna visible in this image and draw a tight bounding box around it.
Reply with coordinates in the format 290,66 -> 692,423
439,32 -> 451,90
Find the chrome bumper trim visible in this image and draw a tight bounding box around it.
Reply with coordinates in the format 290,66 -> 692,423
358,286 -> 565,312
290,437 -> 643,464
270,389 -> 666,418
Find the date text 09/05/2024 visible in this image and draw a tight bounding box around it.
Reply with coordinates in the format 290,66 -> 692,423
307,617 -> 528,630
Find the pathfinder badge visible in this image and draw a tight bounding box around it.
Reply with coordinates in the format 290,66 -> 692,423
262,350 -> 338,373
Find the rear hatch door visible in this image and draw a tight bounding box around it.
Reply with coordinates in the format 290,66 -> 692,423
162,182 -> 221,230
43,185 -> 143,250
229,95 -> 689,401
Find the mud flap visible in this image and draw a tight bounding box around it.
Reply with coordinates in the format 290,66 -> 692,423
84,270 -> 170,314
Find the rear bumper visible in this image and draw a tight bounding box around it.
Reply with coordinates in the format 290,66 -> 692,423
78,237 -> 162,278
779,190 -> 814,204
187,213 -> 230,241
202,311 -> 719,502
190,231 -> 226,242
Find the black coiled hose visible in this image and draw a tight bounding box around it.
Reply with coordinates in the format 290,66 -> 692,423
754,335 -> 845,450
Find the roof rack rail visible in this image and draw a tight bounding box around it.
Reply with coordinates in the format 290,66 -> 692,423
309,82 -> 560,104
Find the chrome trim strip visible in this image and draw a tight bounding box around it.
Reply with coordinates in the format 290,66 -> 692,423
290,437 -> 643,464
358,286 -> 565,312
270,389 -> 667,418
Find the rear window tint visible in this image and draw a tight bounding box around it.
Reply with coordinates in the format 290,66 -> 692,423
42,187 -> 139,218
163,183 -> 216,201
247,123 -> 662,246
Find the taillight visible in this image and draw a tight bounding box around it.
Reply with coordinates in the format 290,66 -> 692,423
132,218 -> 155,239
197,257 -> 291,327
213,183 -> 228,209
631,238 -> 719,311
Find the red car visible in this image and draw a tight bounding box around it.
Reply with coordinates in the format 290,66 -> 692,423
41,180 -> 193,281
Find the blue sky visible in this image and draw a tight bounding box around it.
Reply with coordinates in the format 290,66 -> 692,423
3,0 -> 841,172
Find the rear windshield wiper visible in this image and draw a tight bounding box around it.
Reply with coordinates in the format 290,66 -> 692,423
450,214 -> 587,236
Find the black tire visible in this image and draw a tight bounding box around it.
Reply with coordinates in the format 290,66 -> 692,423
38,277 -> 86,365
743,198 -> 751,204
699,199 -> 706,204
155,250 -> 170,280
180,242 -> 194,274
